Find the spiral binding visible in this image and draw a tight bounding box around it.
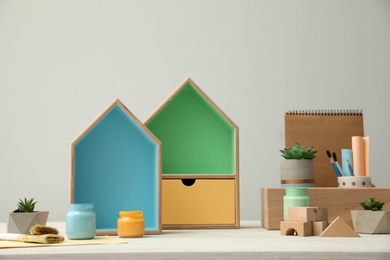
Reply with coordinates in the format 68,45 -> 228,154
286,109 -> 363,116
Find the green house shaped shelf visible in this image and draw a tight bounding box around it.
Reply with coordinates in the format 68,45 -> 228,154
145,78 -> 240,229
71,99 -> 161,235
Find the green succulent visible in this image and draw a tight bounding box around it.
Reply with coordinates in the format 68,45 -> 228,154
17,198 -> 37,212
360,197 -> 385,211
280,142 -> 317,159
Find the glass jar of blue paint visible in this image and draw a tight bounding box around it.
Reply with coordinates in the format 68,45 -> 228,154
66,203 -> 96,240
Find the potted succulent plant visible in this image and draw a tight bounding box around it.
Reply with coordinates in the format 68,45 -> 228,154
280,142 -> 317,187
351,197 -> 390,234
7,198 -> 49,234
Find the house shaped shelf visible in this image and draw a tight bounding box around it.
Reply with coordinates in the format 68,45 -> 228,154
145,78 -> 239,229
71,99 -> 161,235
145,78 -> 238,176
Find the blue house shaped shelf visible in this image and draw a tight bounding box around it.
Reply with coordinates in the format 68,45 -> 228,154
71,99 -> 161,235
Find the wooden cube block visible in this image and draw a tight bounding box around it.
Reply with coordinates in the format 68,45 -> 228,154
314,207 -> 328,221
287,207 -> 317,222
280,221 -> 312,237
312,221 -> 328,236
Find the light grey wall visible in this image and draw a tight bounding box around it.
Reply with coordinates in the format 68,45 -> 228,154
1,0 -> 390,222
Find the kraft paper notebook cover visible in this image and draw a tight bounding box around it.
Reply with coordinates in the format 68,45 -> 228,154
284,110 -> 364,187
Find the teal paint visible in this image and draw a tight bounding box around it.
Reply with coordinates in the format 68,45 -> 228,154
66,203 -> 96,240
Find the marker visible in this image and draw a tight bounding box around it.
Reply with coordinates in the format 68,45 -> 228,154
326,150 -> 343,177
332,152 -> 344,176
347,159 -> 355,176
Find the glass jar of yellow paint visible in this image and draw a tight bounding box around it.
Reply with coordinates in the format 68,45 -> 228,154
117,211 -> 145,238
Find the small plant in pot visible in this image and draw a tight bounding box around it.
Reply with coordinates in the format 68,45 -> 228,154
280,142 -> 317,187
351,197 -> 390,234
7,198 -> 49,234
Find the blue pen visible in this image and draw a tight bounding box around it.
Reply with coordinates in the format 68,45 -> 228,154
347,159 -> 355,176
326,150 -> 343,177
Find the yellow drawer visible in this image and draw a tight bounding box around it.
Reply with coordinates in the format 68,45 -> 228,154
162,179 -> 236,225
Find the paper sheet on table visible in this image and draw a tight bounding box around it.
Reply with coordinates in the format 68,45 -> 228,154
0,236 -> 128,249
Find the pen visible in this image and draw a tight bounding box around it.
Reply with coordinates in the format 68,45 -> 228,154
326,150 -> 343,177
332,152 -> 344,176
347,159 -> 355,176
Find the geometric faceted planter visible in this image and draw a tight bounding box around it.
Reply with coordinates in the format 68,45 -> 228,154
7,211 -> 49,234
351,210 -> 390,234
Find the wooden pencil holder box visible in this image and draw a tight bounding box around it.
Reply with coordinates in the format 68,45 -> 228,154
261,187 -> 390,230
145,78 -> 240,229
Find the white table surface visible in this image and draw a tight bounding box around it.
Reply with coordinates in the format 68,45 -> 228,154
1,221 -> 390,259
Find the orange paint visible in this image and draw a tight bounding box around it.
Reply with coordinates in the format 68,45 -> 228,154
117,211 -> 144,238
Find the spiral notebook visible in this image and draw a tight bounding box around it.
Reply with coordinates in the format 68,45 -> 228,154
284,110 -> 364,187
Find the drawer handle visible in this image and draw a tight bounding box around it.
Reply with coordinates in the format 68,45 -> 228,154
181,179 -> 196,186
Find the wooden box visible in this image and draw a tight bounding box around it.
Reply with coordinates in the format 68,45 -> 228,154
261,187 -> 390,230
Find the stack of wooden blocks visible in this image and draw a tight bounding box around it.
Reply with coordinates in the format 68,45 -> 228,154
281,207 -> 328,236
280,207 -> 360,237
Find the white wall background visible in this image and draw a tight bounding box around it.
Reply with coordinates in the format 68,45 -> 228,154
1,0 -> 390,222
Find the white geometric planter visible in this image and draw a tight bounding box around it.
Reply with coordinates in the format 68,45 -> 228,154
351,210 -> 390,234
7,211 -> 49,234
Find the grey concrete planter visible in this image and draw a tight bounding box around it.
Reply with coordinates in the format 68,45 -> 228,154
280,159 -> 314,187
351,210 -> 390,234
7,211 -> 49,234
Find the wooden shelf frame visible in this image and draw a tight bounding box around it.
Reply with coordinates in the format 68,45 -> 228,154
145,78 -> 240,229
71,99 -> 162,235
